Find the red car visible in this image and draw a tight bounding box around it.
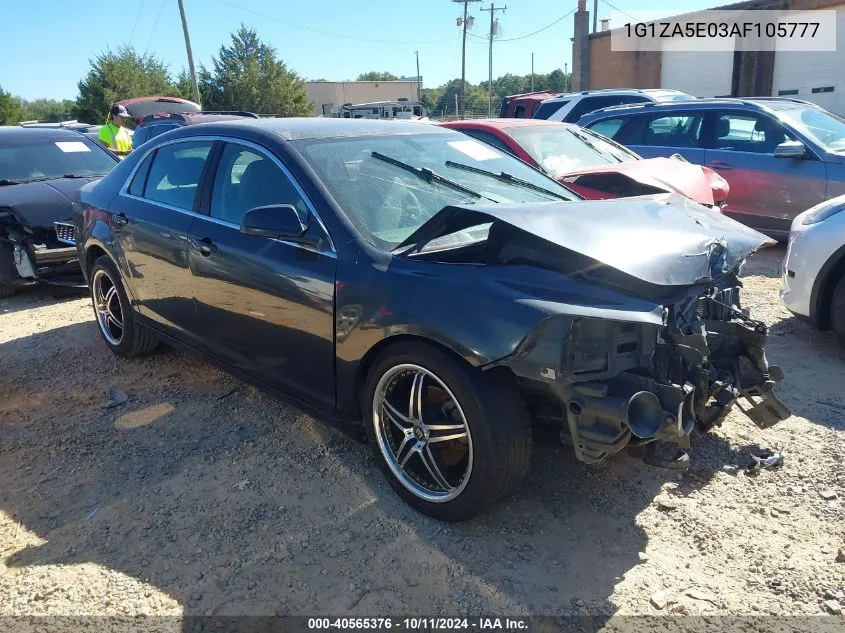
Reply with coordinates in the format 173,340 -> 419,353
440,119 -> 729,208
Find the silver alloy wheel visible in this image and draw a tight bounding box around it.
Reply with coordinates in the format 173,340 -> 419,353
92,269 -> 124,346
372,363 -> 473,503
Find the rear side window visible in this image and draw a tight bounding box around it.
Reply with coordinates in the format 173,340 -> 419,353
640,113 -> 704,148
533,100 -> 568,120
142,141 -> 213,211
565,95 -> 649,123
588,118 -> 626,139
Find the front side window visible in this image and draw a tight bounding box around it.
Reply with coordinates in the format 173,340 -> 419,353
709,112 -> 792,154
142,141 -> 213,210
293,133 -> 576,251
641,113 -> 703,148
210,143 -> 307,225
776,107 -> 845,153
0,136 -> 117,184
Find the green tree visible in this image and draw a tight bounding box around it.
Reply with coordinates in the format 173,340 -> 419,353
173,69 -> 199,102
201,25 -> 311,116
0,86 -> 27,125
547,69 -> 568,93
21,98 -> 78,122
76,46 -> 176,123
356,71 -> 399,82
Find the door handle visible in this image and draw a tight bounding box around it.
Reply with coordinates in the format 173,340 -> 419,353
188,237 -> 218,256
708,160 -> 733,171
112,213 -> 128,225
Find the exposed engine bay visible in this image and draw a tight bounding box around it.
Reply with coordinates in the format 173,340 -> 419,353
0,209 -> 80,288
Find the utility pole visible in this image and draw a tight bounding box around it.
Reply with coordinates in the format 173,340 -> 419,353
481,2 -> 506,117
453,0 -> 480,119
414,51 -> 421,100
177,0 -> 201,106
564,62 -> 569,92
593,0 -> 598,33
531,53 -> 535,91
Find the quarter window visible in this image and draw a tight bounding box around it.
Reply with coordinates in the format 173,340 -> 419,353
142,141 -> 213,211
588,118 -> 626,140
210,143 -> 308,225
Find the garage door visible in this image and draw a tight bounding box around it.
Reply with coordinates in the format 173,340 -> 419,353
660,38 -> 735,98
772,7 -> 845,116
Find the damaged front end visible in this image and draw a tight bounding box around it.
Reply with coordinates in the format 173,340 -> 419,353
399,194 -> 790,464
503,280 -> 789,464
0,208 -> 82,289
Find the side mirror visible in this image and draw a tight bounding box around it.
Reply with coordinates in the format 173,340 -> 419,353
240,204 -> 308,239
773,140 -> 806,159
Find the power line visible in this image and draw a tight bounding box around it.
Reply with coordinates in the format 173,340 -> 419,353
129,0 -> 146,47
599,0 -> 639,24
467,8 -> 575,42
215,0 -> 459,45
143,0 -> 167,56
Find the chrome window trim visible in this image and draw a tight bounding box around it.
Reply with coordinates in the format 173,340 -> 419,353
117,134 -> 337,253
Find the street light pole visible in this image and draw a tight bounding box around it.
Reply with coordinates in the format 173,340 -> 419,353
453,0 -> 480,119
177,0 -> 201,106
415,50 -> 421,100
481,2 -> 506,117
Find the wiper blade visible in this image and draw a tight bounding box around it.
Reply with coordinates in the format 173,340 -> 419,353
61,174 -> 94,179
0,179 -> 22,186
370,152 -> 497,203
444,160 -> 570,201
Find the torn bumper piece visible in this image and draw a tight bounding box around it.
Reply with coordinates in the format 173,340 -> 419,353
501,287 -> 790,465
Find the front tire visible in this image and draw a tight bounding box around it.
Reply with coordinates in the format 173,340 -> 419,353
363,342 -> 531,522
89,255 -> 158,357
831,274 -> 845,346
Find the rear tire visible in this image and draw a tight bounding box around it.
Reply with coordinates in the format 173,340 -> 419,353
831,274 -> 845,346
0,284 -> 15,299
363,341 -> 531,522
0,243 -> 17,298
89,255 -> 158,357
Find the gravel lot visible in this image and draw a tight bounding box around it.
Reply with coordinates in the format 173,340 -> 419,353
1,245 -> 844,624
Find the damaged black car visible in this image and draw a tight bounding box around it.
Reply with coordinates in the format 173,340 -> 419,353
75,119 -> 788,521
0,127 -> 118,296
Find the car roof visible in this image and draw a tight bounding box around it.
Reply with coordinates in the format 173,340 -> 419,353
540,88 -> 688,104
579,96 -> 823,120
140,112 -> 257,126
441,118 -> 576,130
0,126 -> 95,143
172,117 -> 456,141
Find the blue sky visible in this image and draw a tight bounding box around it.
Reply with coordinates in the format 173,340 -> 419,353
0,0 -> 718,100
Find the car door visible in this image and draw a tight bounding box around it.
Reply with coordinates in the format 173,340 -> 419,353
625,111 -> 706,164
186,140 -> 337,409
702,110 -> 827,234
116,139 -> 214,335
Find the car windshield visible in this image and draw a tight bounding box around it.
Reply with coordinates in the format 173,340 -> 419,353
293,132 -> 577,251
0,136 -> 117,183
505,125 -> 639,177
777,106 -> 845,152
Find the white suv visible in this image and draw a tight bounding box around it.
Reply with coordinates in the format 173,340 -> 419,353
533,89 -> 693,123
780,194 -> 845,344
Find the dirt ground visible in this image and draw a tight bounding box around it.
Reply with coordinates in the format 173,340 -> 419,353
1,245 -> 844,624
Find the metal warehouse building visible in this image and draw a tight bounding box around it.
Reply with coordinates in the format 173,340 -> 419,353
572,0 -> 845,114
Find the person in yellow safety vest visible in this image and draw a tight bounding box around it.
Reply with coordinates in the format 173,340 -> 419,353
99,104 -> 133,156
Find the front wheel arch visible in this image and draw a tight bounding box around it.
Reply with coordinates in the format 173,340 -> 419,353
812,244 -> 845,330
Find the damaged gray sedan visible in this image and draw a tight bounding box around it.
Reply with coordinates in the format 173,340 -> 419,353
75,119 -> 788,521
